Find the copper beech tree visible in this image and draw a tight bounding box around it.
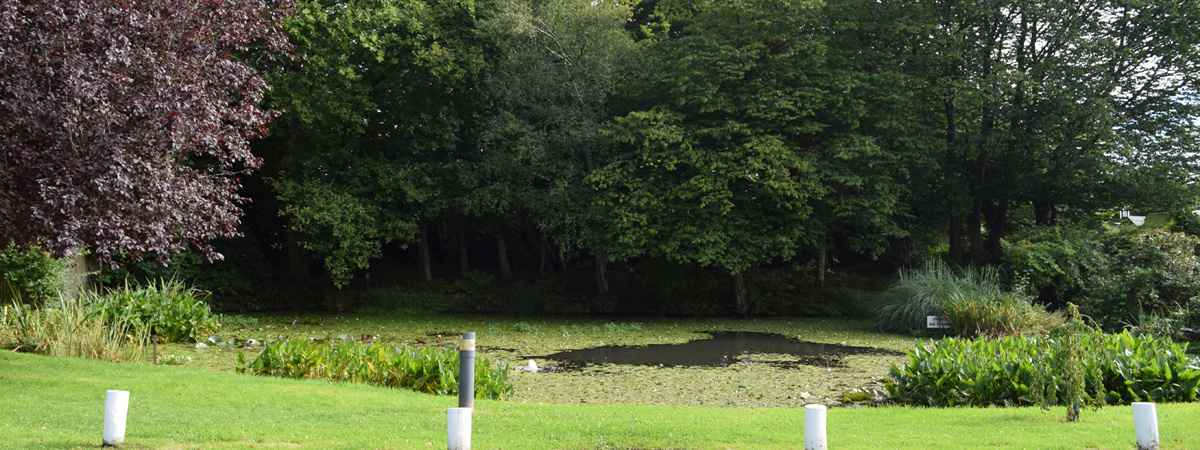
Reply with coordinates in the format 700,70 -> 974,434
0,0 -> 291,265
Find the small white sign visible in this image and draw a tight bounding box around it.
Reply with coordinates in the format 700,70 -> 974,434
926,315 -> 950,329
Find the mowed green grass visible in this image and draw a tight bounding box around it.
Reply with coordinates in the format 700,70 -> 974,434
3,351 -> 1199,449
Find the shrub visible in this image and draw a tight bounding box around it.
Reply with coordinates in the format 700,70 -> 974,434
358,284 -> 446,315
1,295 -> 148,361
217,314 -> 259,330
1002,226 -> 1106,308
98,238 -> 305,311
638,259 -> 719,315
885,330 -> 1200,408
746,269 -> 796,315
1082,230 -> 1200,331
101,279 -> 219,342
942,290 -> 1059,338
237,339 -> 514,400
874,260 -> 1047,336
0,243 -> 70,304
504,284 -> 548,313
453,270 -> 495,297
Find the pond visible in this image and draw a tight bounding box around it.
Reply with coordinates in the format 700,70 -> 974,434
536,331 -> 901,370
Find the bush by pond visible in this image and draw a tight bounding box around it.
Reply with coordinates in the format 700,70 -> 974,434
2,278 -> 220,360
873,260 -> 1055,337
100,278 -> 220,342
1005,226 -> 1200,334
1,295 -> 148,361
0,243 -> 69,304
237,338 -> 514,400
886,330 -> 1200,407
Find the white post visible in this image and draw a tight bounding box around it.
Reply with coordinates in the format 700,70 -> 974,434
103,390 -> 130,445
447,407 -> 472,450
1132,402 -> 1159,450
804,404 -> 827,450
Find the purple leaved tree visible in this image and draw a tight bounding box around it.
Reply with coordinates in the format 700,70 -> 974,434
0,0 -> 292,265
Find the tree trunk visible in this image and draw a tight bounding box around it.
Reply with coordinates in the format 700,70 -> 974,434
970,202 -> 985,267
815,247 -> 826,288
496,232 -> 511,277
538,234 -> 548,275
458,229 -> 469,273
286,227 -> 309,284
733,271 -> 748,316
985,201 -> 1008,260
1033,200 -> 1053,225
418,223 -> 432,282
594,255 -> 609,300
627,264 -> 636,298
558,245 -> 568,271
946,99 -> 964,267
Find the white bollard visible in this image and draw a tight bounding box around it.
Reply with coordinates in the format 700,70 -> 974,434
804,404 -> 827,450
103,390 -> 130,445
447,407 -> 472,450
1132,402 -> 1159,450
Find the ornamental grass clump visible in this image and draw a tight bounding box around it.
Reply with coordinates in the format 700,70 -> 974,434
1,294 -> 148,362
874,260 -> 1052,336
238,339 -> 514,400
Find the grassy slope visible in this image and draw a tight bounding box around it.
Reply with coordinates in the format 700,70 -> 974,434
3,351 -> 1199,449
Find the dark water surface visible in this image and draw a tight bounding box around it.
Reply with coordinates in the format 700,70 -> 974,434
538,331 -> 900,369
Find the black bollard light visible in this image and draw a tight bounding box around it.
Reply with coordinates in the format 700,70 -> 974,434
458,332 -> 475,408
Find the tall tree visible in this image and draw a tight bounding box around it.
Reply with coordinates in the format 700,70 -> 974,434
915,0 -> 1200,263
469,0 -> 637,292
266,0 -> 493,287
595,0 -> 914,314
0,0 -> 292,265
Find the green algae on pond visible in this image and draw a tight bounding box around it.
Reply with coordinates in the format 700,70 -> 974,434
163,314 -> 919,407
537,331 -> 901,369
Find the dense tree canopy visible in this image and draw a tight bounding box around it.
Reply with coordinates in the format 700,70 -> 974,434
9,0 -> 1200,314
0,0 -> 292,265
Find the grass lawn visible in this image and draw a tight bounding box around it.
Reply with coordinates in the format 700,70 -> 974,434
3,351 -> 1199,449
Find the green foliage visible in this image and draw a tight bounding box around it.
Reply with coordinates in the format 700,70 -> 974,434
512,321 -> 539,333
237,339 -> 514,400
1003,226 -> 1200,331
454,270 -> 495,297
1047,306 -> 1104,422
817,288 -> 877,318
637,260 -> 719,315
1082,230 -> 1200,331
595,322 -> 643,333
874,260 -> 1047,336
99,238 -> 303,311
357,284 -> 447,316
99,279 -> 219,342
0,243 -> 70,304
941,290 -> 1058,338
217,314 -> 260,330
267,0 -> 492,288
0,295 -> 147,361
504,284 -> 548,313
1002,226 -> 1107,307
886,330 -> 1200,408
745,270 -> 798,315
1168,210 -> 1200,238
